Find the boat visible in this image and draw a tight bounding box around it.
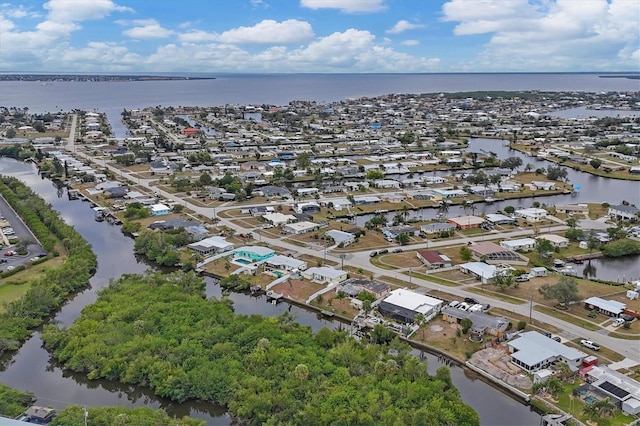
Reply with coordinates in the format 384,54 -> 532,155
484,197 -> 495,203
16,406 -> 56,424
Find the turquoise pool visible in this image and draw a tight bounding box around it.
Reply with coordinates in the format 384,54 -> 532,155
273,271 -> 284,277
584,396 -> 597,405
236,258 -> 251,265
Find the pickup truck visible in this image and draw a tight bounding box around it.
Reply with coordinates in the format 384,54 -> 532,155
580,339 -> 600,351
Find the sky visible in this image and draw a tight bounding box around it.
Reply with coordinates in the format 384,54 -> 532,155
1,0 -> 639,73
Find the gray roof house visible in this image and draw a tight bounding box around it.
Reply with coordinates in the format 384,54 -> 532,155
508,331 -> 587,373
608,204 -> 639,221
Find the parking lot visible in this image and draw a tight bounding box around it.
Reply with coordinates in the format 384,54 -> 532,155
0,195 -> 45,273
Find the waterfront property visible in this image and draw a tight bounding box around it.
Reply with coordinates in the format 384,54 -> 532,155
514,208 -> 548,222
302,266 -> 348,285
468,242 -> 524,264
508,331 -> 587,373
447,215 -> 485,230
150,203 -> 170,216
485,213 -> 516,225
233,246 -> 276,263
187,236 -> 234,255
441,307 -> 509,337
608,204 -> 639,221
584,296 -> 626,317
338,278 -> 391,299
381,225 -> 420,240
264,255 -> 308,272
583,365 -> 640,415
537,234 -> 570,248
377,289 -> 444,323
420,222 -> 456,235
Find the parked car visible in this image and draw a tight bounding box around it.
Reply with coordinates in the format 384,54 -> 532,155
392,248 -> 403,253
378,249 -> 389,255
4,252 -> 13,257
516,274 -> 530,282
369,251 -> 378,257
580,339 -> 600,351
552,336 -> 562,342
464,297 -> 479,305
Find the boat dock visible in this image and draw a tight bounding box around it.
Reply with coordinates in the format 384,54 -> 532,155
266,290 -> 283,303
566,253 -> 603,264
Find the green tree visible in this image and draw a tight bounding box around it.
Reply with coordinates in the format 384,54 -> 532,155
590,158 -> 602,169
396,233 -> 410,245
503,205 -> 515,214
460,318 -> 473,334
5,128 -> 16,138
539,276 -> 581,309
365,169 -> 384,180
493,272 -> 514,292
370,323 -> 395,344
593,397 -> 616,418
295,152 -> 312,170
535,238 -> 554,258
460,246 -> 472,261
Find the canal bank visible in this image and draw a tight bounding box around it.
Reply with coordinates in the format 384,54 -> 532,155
0,158 -> 542,425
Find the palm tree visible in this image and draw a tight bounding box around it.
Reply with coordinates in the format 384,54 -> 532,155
593,397 -> 615,417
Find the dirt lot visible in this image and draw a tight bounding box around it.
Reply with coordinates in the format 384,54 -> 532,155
431,269 -> 478,285
376,252 -> 424,269
410,318 -> 484,360
270,278 -> 325,302
469,348 -> 532,390
309,288 -> 360,318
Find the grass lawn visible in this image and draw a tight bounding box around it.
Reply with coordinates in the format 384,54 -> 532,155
0,281 -> 32,313
270,279 -> 325,303
374,252 -> 424,269
466,286 -> 527,304
534,306 -> 600,331
0,256 -> 65,313
309,289 -> 360,319
488,307 -> 562,335
405,270 -> 459,287
378,275 -> 419,291
410,318 -> 484,361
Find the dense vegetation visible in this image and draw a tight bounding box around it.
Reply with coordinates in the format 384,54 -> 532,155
602,240 -> 640,258
133,228 -> 192,266
0,383 -> 35,418
51,405 -> 204,426
42,271 -> 478,425
0,176 -> 97,354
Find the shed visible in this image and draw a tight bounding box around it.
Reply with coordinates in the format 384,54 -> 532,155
627,290 -> 639,300
534,369 -> 554,384
529,267 -> 548,277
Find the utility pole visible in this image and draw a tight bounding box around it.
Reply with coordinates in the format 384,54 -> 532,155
529,293 -> 533,324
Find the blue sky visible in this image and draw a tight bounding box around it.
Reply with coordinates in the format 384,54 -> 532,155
1,0 -> 638,73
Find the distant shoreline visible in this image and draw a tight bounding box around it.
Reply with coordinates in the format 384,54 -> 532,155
0,74 -> 215,82
599,75 -> 640,80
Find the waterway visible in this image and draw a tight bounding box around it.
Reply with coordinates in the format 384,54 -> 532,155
0,158 -> 541,425
352,137 -> 640,281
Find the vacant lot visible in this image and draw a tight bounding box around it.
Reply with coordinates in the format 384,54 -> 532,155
271,278 -> 325,303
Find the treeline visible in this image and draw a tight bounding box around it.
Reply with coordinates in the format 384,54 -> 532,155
51,405 -> 204,426
42,271 -> 479,425
0,176 -> 98,353
0,383 -> 35,418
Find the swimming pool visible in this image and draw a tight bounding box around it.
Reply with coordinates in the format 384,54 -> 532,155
273,271 -> 283,277
235,258 -> 251,265
584,396 -> 597,405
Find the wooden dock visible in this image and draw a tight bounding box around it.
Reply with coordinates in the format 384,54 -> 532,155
566,252 -> 603,263
266,290 -> 283,301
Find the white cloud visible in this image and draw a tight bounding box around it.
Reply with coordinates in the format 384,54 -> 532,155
0,3 -> 40,18
217,19 -> 313,44
44,0 -> 132,22
401,39 -> 419,46
179,30 -> 219,43
123,19 -> 174,39
441,0 -> 640,71
386,20 -> 424,34
300,0 -> 385,13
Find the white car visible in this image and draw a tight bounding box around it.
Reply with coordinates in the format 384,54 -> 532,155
580,339 -> 600,351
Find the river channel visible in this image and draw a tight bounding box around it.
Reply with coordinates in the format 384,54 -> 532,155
0,157 -> 542,425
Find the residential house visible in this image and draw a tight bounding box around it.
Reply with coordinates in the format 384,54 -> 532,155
538,234 -> 570,248
448,215 -> 485,230
529,267 -> 548,277
234,246 -> 276,263
485,213 -> 516,225
258,185 -> 292,198
377,289 -> 444,323
500,238 -> 537,252
262,212 -> 296,226
416,250 -> 452,269
555,204 -> 589,214
531,181 -> 557,190
508,331 -> 587,373
338,278 -> 391,299
382,225 -> 420,240
353,195 -> 381,205
514,208 -> 548,222
149,203 -> 170,216
264,255 -> 308,272
441,308 -> 509,337
584,297 -> 626,318
420,222 -> 456,235
188,236 -> 234,255
373,179 -> 400,189
583,365 -> 640,415
302,266 -> 348,285
608,204 -> 639,221
325,229 -> 356,247
282,221 -> 319,234
459,262 -> 496,284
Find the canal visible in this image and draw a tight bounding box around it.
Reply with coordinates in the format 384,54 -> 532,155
0,158 -> 541,425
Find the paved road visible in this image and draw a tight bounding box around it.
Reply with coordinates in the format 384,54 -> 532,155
0,194 -> 45,272
64,147 -> 640,363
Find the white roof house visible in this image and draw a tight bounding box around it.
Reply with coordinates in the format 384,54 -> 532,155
264,255 -> 308,271
302,267 -> 348,285
514,208 -> 548,222
538,234 -> 570,247
459,262 -> 496,284
282,221 -> 319,234
584,296 -> 626,317
262,212 -> 296,226
500,238 -> 537,252
585,365 -> 640,415
378,289 -> 444,322
509,331 -> 587,372
187,236 -> 234,255
325,229 -> 356,246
